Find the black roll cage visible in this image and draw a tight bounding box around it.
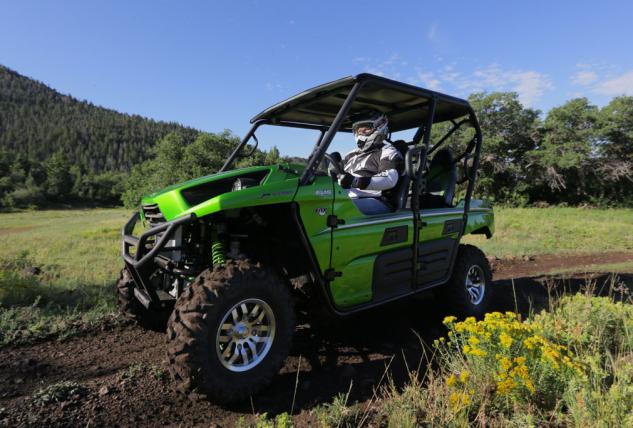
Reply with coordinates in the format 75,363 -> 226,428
220,75 -> 483,235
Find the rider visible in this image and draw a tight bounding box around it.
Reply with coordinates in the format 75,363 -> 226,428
337,110 -> 404,214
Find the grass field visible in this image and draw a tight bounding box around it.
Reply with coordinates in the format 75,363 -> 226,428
463,207 -> 633,257
1,206 -> 632,345
0,209 -> 130,344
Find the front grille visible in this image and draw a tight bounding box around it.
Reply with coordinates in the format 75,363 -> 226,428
142,204 -> 166,226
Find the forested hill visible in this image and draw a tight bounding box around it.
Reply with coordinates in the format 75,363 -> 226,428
0,65 -> 199,173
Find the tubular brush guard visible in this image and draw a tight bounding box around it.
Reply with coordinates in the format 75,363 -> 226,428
121,212 -> 197,307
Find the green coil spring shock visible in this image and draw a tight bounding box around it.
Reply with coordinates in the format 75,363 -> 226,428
211,241 -> 226,266
210,226 -> 226,266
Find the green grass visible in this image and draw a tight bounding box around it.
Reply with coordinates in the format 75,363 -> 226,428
1,207 -> 632,346
0,208 -> 130,288
464,207 -> 633,257
0,208 -> 130,345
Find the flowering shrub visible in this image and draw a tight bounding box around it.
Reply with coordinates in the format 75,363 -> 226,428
315,292 -> 633,426
437,312 -> 584,413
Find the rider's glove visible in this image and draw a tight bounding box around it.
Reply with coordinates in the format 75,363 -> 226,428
338,173 -> 355,189
352,176 -> 372,189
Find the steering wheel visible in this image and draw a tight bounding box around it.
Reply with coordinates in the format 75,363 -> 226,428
323,153 -> 344,176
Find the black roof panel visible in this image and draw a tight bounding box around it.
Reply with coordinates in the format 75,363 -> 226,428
251,74 -> 472,132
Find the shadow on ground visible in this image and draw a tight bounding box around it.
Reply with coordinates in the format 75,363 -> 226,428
232,271 -> 633,416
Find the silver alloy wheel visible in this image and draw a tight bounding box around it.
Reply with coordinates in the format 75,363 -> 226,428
216,298 -> 276,372
465,265 -> 486,305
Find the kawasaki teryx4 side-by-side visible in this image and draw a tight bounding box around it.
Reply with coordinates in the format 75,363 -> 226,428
118,74 -> 495,403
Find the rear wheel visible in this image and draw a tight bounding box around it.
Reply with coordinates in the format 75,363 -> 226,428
115,268 -> 169,331
166,260 -> 295,403
437,245 -> 493,318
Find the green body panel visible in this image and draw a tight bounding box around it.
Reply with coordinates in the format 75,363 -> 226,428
293,176 -> 336,273
138,166 -> 494,311
140,164 -> 303,221
462,200 -> 495,236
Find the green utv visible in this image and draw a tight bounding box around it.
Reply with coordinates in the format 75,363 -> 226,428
118,74 -> 495,403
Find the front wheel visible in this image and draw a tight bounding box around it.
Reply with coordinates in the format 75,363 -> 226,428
436,245 -> 494,319
166,260 -> 295,403
116,268 -> 170,331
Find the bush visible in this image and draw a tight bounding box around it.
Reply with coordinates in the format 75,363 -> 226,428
323,292 -> 633,426
1,184 -> 46,208
435,312 -> 584,420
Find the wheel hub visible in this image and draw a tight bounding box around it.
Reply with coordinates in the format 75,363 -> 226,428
465,265 -> 486,305
231,323 -> 250,339
216,298 -> 276,372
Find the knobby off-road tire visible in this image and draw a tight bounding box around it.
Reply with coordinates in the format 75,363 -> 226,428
166,260 -> 296,403
437,244 -> 494,319
116,268 -> 170,331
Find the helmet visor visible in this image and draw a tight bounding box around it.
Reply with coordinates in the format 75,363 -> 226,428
352,121 -> 376,136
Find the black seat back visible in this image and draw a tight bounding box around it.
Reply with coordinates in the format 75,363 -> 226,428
384,140 -> 410,210
426,149 -> 457,206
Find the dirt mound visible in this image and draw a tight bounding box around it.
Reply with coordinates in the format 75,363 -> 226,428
1,253 -> 632,427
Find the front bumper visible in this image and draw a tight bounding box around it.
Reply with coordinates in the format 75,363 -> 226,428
121,211 -> 197,307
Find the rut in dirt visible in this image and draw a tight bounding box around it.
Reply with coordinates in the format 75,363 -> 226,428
1,254 -> 632,427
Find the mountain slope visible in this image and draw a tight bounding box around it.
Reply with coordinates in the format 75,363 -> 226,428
0,65 -> 199,173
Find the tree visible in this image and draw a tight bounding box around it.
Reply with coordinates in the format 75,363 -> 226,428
467,92 -> 541,205
529,98 -> 599,204
596,96 -> 633,202
43,151 -> 73,201
121,131 -> 284,208
599,96 -> 633,162
264,146 -> 281,165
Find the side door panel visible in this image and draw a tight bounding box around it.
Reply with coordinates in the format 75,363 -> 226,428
328,188 -> 413,308
321,182 -> 465,310
371,209 -> 463,299
293,176 -> 336,274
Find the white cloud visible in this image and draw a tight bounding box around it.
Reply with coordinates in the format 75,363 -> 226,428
354,53 -> 403,80
594,70 -> 633,96
415,71 -> 442,90
510,71 -> 554,106
571,70 -> 598,86
456,65 -> 553,106
353,57 -> 553,107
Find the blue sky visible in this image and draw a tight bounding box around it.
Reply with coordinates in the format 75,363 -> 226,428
2,1 -> 633,157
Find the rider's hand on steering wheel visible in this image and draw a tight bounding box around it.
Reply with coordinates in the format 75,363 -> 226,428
338,173 -> 354,189
351,176 -> 371,189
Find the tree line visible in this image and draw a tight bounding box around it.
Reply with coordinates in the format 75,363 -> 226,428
469,93 -> 632,206
1,65 -> 631,208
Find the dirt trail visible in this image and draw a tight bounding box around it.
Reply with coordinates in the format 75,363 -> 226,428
1,252 -> 632,427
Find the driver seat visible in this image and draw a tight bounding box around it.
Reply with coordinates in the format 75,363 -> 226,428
383,140 -> 410,211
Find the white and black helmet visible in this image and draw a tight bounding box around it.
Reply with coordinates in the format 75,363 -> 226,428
351,110 -> 389,151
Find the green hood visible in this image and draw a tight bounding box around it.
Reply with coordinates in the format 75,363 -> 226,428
140,164 -> 303,221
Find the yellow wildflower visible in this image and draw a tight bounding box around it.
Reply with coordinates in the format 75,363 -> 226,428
468,336 -> 480,346
499,332 -> 513,348
443,315 -> 457,324
496,378 -> 517,395
449,391 -> 471,408
499,356 -> 512,371
447,374 -> 457,387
